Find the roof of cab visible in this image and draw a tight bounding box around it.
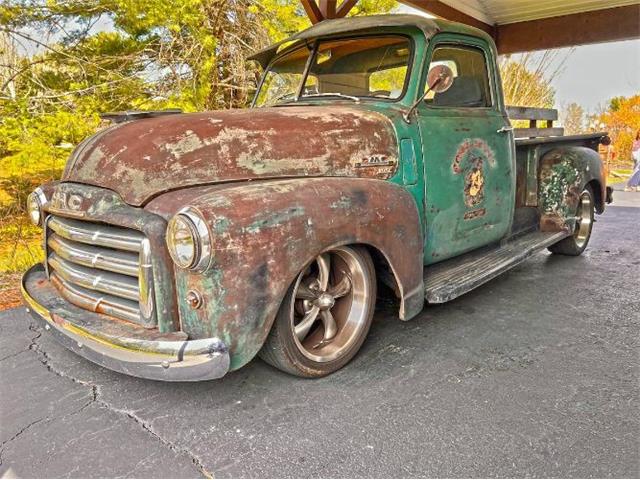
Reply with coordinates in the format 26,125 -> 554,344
248,14 -> 492,68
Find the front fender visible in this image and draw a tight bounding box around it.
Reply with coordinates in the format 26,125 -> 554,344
538,146 -> 605,232
158,178 -> 424,371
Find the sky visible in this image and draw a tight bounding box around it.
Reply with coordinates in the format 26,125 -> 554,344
396,4 -> 640,115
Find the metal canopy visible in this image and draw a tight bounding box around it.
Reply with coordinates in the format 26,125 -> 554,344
300,0 -> 640,53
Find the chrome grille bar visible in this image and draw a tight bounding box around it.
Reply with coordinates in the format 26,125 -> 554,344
48,253 -> 139,301
45,214 -> 156,327
50,272 -> 140,323
49,216 -> 144,252
48,233 -> 139,277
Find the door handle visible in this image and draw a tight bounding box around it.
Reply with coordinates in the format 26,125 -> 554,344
497,125 -> 514,134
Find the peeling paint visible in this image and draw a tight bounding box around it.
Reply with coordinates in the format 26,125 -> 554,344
62,106 -> 399,206
150,177 -> 424,370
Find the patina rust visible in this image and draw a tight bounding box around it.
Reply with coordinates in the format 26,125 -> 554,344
538,146 -> 606,232
20,14 -> 611,381
63,106 -> 399,206
146,177 -> 425,370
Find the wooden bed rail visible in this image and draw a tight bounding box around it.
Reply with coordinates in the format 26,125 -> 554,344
506,106 -> 564,139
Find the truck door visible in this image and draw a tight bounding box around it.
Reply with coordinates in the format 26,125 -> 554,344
416,35 -> 515,265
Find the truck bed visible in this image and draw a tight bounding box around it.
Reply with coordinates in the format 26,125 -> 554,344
507,105 -> 607,146
507,105 -> 609,238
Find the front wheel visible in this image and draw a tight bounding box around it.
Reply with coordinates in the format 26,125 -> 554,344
548,185 -> 595,256
259,246 -> 376,378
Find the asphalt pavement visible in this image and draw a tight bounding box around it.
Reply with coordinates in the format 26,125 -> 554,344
1,188 -> 638,478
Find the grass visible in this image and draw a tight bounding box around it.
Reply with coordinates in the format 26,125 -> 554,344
607,168 -> 633,186
0,218 -> 43,274
0,216 -> 42,310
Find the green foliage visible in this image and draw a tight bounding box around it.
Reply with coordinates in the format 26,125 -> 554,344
0,101 -> 100,214
499,59 -> 555,108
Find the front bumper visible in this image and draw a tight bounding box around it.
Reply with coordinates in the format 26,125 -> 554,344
21,264 -> 230,382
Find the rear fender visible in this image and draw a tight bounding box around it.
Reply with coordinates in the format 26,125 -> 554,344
538,146 -> 605,232
170,178 -> 424,370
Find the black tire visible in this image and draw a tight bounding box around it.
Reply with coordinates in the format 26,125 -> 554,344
259,246 -> 376,378
548,185 -> 595,256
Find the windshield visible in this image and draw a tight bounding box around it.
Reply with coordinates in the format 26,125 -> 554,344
254,36 -> 412,107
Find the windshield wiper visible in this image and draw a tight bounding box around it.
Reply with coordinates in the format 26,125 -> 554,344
302,93 -> 360,103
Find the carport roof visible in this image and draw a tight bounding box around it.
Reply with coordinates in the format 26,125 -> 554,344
299,0 -> 640,54
423,0 -> 638,25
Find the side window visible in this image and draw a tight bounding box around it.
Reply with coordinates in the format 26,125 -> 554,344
425,45 -> 492,108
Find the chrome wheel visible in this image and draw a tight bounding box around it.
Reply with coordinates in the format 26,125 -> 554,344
548,185 -> 595,256
290,246 -> 372,363
574,190 -> 593,249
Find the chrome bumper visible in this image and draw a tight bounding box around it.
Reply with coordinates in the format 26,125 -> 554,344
21,264 -> 230,382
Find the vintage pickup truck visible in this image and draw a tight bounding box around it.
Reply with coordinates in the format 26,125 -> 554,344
22,14 -> 613,381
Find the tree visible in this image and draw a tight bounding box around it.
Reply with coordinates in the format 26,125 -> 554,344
498,52 -> 559,108
561,102 -> 584,135
598,95 -> 640,165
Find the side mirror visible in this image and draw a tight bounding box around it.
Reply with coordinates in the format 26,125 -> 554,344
426,64 -> 454,94
402,64 -> 455,123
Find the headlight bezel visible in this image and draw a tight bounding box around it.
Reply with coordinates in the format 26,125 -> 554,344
27,188 -> 47,226
166,207 -> 212,273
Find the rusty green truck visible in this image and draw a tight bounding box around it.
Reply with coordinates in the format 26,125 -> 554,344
22,14 -> 613,380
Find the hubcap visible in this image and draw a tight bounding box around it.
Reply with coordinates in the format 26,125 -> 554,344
290,247 -> 370,363
314,293 -> 336,310
574,191 -> 592,249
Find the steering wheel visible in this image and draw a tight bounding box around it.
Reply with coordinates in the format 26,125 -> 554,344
369,90 -> 391,98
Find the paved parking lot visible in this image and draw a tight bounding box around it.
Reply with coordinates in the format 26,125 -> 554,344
1,188 -> 638,478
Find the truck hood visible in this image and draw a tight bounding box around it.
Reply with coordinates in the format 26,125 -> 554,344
62,106 -> 399,206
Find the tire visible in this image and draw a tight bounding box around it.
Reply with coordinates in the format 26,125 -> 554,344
259,245 -> 377,378
548,185 -> 595,256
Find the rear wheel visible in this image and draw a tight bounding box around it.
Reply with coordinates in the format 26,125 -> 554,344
259,246 -> 376,378
548,185 -> 594,256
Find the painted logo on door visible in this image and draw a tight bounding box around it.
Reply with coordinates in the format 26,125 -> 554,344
453,138 -> 495,211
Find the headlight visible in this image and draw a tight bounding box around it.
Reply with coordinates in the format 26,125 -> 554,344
27,189 -> 45,226
166,208 -> 212,272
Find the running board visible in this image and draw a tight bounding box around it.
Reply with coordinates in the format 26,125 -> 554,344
424,230 -> 569,304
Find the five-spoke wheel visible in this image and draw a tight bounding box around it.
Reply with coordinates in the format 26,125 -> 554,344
259,246 -> 376,377
548,185 -> 595,256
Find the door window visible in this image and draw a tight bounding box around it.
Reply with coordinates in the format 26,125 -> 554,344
425,45 -> 492,108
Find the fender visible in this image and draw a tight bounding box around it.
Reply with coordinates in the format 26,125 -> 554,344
538,146 -> 606,232
149,177 -> 425,371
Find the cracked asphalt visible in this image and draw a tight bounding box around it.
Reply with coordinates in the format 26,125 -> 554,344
1,187 -> 638,478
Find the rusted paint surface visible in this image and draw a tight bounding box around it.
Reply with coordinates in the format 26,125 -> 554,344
538,146 -> 605,232
36,182 -> 180,333
19,15 -> 613,382
146,177 -> 425,371
63,106 -> 399,206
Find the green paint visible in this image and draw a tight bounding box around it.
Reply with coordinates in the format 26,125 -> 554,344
212,216 -> 231,235
244,206 -> 305,233
400,138 -> 418,185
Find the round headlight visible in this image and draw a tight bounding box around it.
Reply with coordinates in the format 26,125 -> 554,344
27,191 -> 43,226
167,215 -> 198,269
166,208 -> 212,272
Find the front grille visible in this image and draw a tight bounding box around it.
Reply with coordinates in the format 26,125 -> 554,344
45,215 -> 156,326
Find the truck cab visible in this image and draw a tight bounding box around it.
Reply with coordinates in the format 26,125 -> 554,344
22,15 -> 611,381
